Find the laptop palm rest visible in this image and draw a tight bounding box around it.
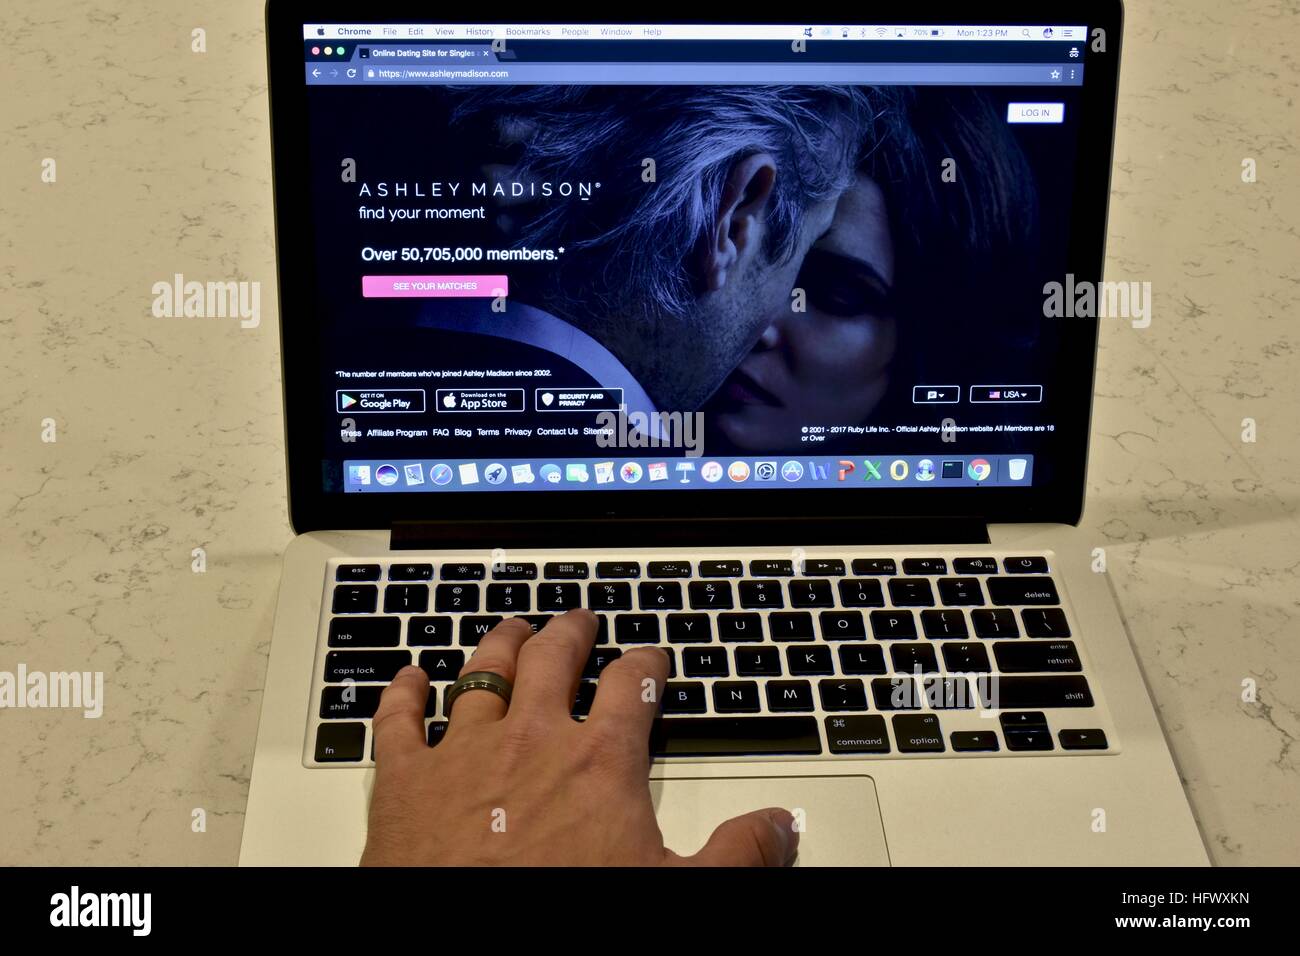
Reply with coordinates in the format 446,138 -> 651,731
650,775 -> 890,866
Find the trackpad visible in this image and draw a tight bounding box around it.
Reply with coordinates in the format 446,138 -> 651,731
650,775 -> 890,866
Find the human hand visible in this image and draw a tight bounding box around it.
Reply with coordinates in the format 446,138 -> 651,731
360,609 -> 800,866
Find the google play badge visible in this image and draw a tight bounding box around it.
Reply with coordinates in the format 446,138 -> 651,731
967,458 -> 992,482
339,393 -> 357,410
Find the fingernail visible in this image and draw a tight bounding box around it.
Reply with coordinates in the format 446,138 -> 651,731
767,809 -> 798,865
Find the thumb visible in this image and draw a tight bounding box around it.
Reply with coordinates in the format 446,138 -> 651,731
675,808 -> 799,867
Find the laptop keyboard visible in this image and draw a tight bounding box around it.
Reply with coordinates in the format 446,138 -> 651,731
308,552 -> 1114,765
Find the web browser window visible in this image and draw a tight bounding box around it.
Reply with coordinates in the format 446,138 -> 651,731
297,23 -> 1091,493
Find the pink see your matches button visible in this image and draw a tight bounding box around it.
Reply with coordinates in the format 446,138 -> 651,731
362,275 -> 509,298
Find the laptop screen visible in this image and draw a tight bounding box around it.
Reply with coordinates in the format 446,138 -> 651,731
294,21 -> 1105,498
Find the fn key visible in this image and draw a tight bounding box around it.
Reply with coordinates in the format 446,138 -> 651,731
315,722 -> 365,762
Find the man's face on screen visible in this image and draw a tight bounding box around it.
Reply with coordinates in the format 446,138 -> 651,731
619,184 -> 841,414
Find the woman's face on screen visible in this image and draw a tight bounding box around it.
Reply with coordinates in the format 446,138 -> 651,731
705,171 -> 898,451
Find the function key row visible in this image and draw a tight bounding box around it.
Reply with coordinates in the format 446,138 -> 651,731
337,556 -> 1051,584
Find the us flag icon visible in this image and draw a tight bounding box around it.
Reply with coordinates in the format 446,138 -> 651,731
988,390 -> 1001,399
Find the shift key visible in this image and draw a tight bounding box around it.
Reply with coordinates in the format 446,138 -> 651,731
979,675 -> 1093,708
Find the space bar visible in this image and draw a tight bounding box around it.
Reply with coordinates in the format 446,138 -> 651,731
649,717 -> 822,757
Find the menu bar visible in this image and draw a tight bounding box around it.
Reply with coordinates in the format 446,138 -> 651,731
303,24 -> 1088,42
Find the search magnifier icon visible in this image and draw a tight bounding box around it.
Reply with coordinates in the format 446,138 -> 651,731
1022,28 -> 1031,37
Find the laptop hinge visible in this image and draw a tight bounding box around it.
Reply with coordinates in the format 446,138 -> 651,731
390,516 -> 989,550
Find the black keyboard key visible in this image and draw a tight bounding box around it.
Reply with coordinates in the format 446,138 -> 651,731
492,562 -> 538,580
819,610 -> 866,640
838,579 -> 885,608
441,563 -> 486,581
320,686 -> 383,719
789,579 -> 835,608
972,608 -> 1019,638
999,711 -> 1049,728
688,580 -> 733,609
434,582 -> 480,613
838,643 -> 887,675
903,558 -> 946,575
459,615 -> 503,646
717,612 -> 764,643
924,676 -> 976,709
537,582 -> 582,611
978,675 -> 1094,709
767,680 -> 815,712
572,682 -> 597,717
417,649 -> 465,681
638,581 -> 683,610
583,648 -> 623,678
336,564 -> 381,582
596,561 -> 640,579
389,563 -> 433,581
662,682 -> 707,714
1004,728 -> 1054,751
786,645 -> 834,676
735,646 -> 782,677
872,677 -> 921,710
921,609 -> 969,640
615,614 -> 660,644
818,679 -> 868,711
851,558 -> 896,576
594,614 -> 610,645
682,647 -> 729,678
519,615 -> 553,633
325,650 -> 410,683
647,561 -> 692,578
589,582 -> 633,610
891,644 -> 939,674
803,558 -> 846,576
485,583 -> 530,612
1059,729 -> 1109,750
1004,556 -> 1050,574
315,722 -> 366,762
384,584 -> 429,614
888,579 -> 934,607
870,610 -> 917,640
328,617 -> 400,648
892,713 -> 945,753
941,642 -> 991,673
407,616 -> 453,646
951,730 -> 1000,752
738,580 -> 783,608
953,557 -> 999,575
332,584 -> 378,614
699,560 -> 743,577
749,559 -> 793,576
986,576 -> 1060,606
937,578 -> 984,606
826,715 -> 890,754
666,613 -> 712,643
427,721 -> 449,747
661,647 -> 677,679
1022,608 -> 1071,638
649,717 -> 822,757
713,681 -> 761,714
993,640 -> 1082,673
768,611 -> 815,642
544,562 -> 589,579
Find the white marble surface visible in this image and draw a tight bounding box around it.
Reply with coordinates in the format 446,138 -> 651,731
1,0 -> 1296,864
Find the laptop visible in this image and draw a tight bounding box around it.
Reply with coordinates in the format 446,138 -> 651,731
241,1 -> 1208,866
